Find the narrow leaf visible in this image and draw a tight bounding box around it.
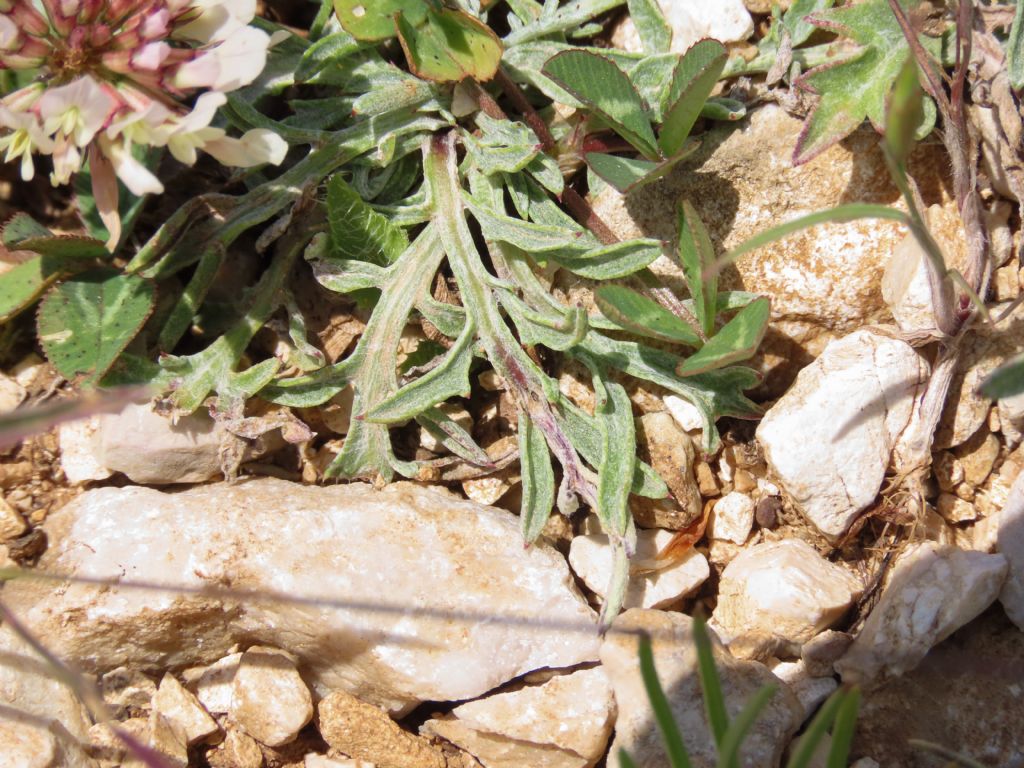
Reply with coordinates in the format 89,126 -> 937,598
627,0 -> 672,54
826,686 -> 860,768
785,688 -> 849,768
678,200 -> 717,337
586,142 -> 699,193
542,50 -> 660,159
37,268 -> 156,386
712,203 -> 909,277
675,298 -> 770,377
595,285 -> 701,346
884,58 -> 925,168
659,39 -> 727,157
519,412 -> 556,544
418,407 -> 491,466
595,379 -> 636,535
693,616 -> 730,745
638,635 -> 693,768
1010,0 -> 1024,90
549,239 -> 662,279
716,685 -> 779,768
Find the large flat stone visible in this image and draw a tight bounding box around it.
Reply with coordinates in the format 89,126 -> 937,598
2,479 -> 599,714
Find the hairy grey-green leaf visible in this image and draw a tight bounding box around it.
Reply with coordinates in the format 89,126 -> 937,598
327,174 -> 409,265
594,284 -> 701,346
520,412 -> 556,544
365,322 -> 477,423
37,268 -> 156,386
626,0 -> 671,54
678,200 -> 718,338
548,239 -> 662,279
659,39 -> 727,157
676,297 -> 770,377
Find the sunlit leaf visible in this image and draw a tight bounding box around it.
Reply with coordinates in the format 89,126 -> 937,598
659,39 -> 727,157
396,6 -> 503,83
675,298 -> 770,377
519,412 -> 556,544
333,0 -> 426,42
542,50 -> 660,159
793,0 -> 938,165
327,175 -> 408,265
627,0 -> 671,54
677,201 -> 717,338
595,284 -> 701,346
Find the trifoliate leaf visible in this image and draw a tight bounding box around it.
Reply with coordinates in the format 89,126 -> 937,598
37,268 -> 156,386
793,0 -> 939,165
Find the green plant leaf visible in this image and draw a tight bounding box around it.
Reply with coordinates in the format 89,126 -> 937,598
594,378 -> 636,536
884,58 -> 925,169
542,50 -> 660,160
678,201 -> 718,338
785,688 -> 849,768
333,0 -> 427,42
364,321 -> 477,422
826,686 -> 860,768
627,0 -> 672,54
792,0 -> 939,165
1009,0 -> 1024,91
659,39 -> 728,157
327,174 -> 408,265
396,6 -> 503,83
595,285 -> 701,346
585,142 -> 698,193
675,298 -> 770,377
637,634 -> 693,768
693,615 -> 730,745
549,239 -> 662,280
981,355 -> 1024,399
716,685 -> 778,768
418,406 -> 490,465
519,411 -> 556,544
37,268 -> 156,386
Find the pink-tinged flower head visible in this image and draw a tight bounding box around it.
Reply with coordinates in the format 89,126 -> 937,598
0,0 -> 288,249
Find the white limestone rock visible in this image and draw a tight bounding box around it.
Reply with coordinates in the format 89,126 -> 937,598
569,529 -> 709,610
710,492 -> 755,544
3,478 -> 599,714
602,610 -> 801,768
836,542 -> 1008,685
611,0 -> 753,54
423,668 -> 614,768
995,471 -> 1024,629
713,540 -> 863,645
231,647 -> 312,747
152,673 -> 219,746
59,400 -> 225,484
756,330 -> 929,538
770,660 -> 838,723
664,395 -> 703,433
881,205 -> 968,333
186,653 -> 242,715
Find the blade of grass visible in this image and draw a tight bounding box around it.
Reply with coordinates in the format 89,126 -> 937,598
693,615 -> 730,744
825,686 -> 860,768
715,684 -> 778,768
784,688 -> 848,768
706,204 -> 909,279
907,740 -> 989,768
638,634 -> 693,768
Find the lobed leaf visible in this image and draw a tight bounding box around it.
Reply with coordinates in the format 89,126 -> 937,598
792,0 -> 939,165
37,268 -> 156,386
327,174 -> 408,265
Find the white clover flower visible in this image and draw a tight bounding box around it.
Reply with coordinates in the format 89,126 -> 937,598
0,0 -> 289,248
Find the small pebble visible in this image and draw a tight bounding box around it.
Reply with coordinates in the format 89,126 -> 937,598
754,497 -> 781,529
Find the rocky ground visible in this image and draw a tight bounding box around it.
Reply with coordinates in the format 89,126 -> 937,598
2,1 -> 1024,767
